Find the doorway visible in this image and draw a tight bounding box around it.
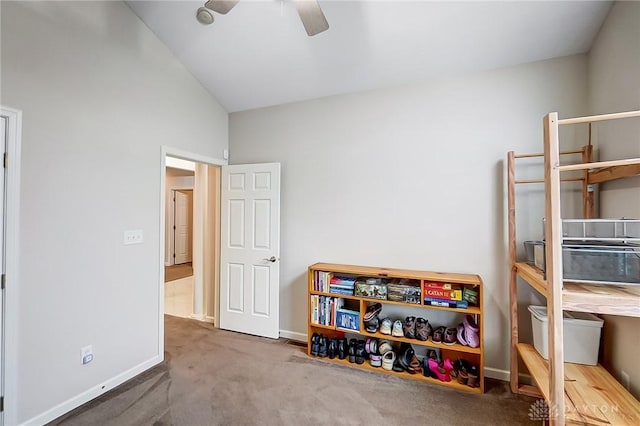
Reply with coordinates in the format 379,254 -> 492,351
163,154 -> 221,324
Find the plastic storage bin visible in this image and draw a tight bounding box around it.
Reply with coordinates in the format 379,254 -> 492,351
528,305 -> 603,365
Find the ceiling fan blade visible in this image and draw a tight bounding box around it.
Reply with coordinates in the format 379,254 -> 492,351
294,0 -> 329,37
204,0 -> 240,15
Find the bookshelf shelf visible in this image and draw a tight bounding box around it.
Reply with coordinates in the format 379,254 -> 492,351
307,262 -> 484,394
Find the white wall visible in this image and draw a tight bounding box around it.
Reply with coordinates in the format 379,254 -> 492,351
0,1 -> 227,424
587,0 -> 640,398
229,54 -> 589,376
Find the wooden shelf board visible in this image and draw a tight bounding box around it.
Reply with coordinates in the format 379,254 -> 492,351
515,262 -> 640,318
361,330 -> 481,355
517,343 -> 640,426
309,354 -> 482,394
309,323 -> 336,331
310,291 -> 481,314
310,263 -> 483,286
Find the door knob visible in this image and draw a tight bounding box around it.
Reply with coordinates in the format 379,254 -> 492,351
264,256 -> 277,263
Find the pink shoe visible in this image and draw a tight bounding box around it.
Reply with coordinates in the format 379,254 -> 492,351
428,358 -> 452,382
463,315 -> 480,348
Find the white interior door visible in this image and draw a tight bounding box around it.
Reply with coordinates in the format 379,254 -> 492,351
174,190 -> 193,264
220,163 -> 280,339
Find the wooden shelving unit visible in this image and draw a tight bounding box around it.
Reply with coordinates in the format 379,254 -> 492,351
307,262 -> 484,394
507,110 -> 640,425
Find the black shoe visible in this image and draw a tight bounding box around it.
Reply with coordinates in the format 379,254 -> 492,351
338,338 -> 348,360
318,334 -> 328,358
398,343 -> 415,371
392,355 -> 405,372
348,338 -> 356,363
355,340 -> 366,364
364,315 -> 380,333
328,338 -> 337,359
310,333 -> 320,356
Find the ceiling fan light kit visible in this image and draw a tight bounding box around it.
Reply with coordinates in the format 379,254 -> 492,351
199,0 -> 329,36
196,6 -> 214,25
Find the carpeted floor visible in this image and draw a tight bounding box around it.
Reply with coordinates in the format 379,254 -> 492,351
165,263 -> 193,282
50,316 -> 537,425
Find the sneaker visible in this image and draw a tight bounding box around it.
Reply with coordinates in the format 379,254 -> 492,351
380,317 -> 393,335
443,327 -> 457,345
403,316 -> 416,339
431,326 -> 445,343
392,320 -> 404,337
364,315 -> 380,333
415,318 -> 432,341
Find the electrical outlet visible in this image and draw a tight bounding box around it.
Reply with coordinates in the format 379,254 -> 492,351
124,229 -> 143,245
621,371 -> 630,390
81,345 -> 93,365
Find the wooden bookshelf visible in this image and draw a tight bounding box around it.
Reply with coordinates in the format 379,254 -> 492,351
308,262 -> 484,394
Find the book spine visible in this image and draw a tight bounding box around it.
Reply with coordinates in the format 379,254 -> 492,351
424,287 -> 462,301
423,298 -> 468,309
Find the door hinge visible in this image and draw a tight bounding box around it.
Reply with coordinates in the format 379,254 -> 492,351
3,152 -> 7,168
1,273 -> 5,290
0,395 -> 4,412
173,225 -> 176,230
173,253 -> 176,258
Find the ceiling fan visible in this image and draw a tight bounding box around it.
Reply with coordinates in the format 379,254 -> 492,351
196,0 -> 329,36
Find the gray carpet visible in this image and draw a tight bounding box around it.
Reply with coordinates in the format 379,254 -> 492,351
51,316 -> 536,425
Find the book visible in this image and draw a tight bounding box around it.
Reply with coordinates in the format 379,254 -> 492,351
424,287 -> 462,301
423,297 -> 469,309
330,275 -> 356,287
424,281 -> 456,290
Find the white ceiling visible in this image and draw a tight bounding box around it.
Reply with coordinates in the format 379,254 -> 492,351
127,1 -> 612,112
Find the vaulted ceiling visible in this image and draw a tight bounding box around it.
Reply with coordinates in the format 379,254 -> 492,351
128,1 -> 612,112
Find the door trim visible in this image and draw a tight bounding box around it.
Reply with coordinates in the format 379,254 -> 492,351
159,146 -> 225,356
1,106 -> 22,426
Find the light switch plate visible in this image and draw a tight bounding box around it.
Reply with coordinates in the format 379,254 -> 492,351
124,229 -> 143,245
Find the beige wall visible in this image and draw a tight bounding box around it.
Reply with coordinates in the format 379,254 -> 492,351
230,54 -> 589,376
587,0 -> 640,398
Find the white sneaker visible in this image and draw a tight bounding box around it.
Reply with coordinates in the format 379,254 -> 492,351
380,317 -> 392,335
392,320 -> 404,337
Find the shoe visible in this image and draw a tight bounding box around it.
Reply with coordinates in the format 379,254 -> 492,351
397,343 -> 415,371
392,320 -> 404,337
370,353 -> 383,368
328,338 -> 337,359
407,354 -> 421,375
423,350 -> 439,378
393,355 -> 405,372
318,335 -> 328,357
364,315 -> 380,333
380,318 -> 393,335
427,358 -> 451,382
337,338 -> 347,360
382,351 -> 396,371
310,333 -> 320,356
463,315 -> 480,348
365,338 -> 378,355
432,326 -> 445,343
456,323 -> 468,346
467,365 -> 479,388
355,340 -> 366,365
364,302 -> 383,321
403,316 -> 416,339
415,318 -> 431,341
378,341 -> 393,355
348,338 -> 356,363
443,327 -> 457,345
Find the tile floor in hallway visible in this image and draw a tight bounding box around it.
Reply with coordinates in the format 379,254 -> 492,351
165,275 -> 193,318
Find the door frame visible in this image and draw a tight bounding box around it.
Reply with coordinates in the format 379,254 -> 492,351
159,146 -> 225,355
1,106 -> 22,426
172,189 -> 193,265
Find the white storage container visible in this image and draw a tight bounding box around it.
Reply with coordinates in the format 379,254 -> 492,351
528,305 -> 603,365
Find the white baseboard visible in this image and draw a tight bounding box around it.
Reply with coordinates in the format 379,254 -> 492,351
484,366 -> 510,382
204,315 -> 215,324
189,313 -> 204,321
20,355 -> 162,426
279,329 -> 307,342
